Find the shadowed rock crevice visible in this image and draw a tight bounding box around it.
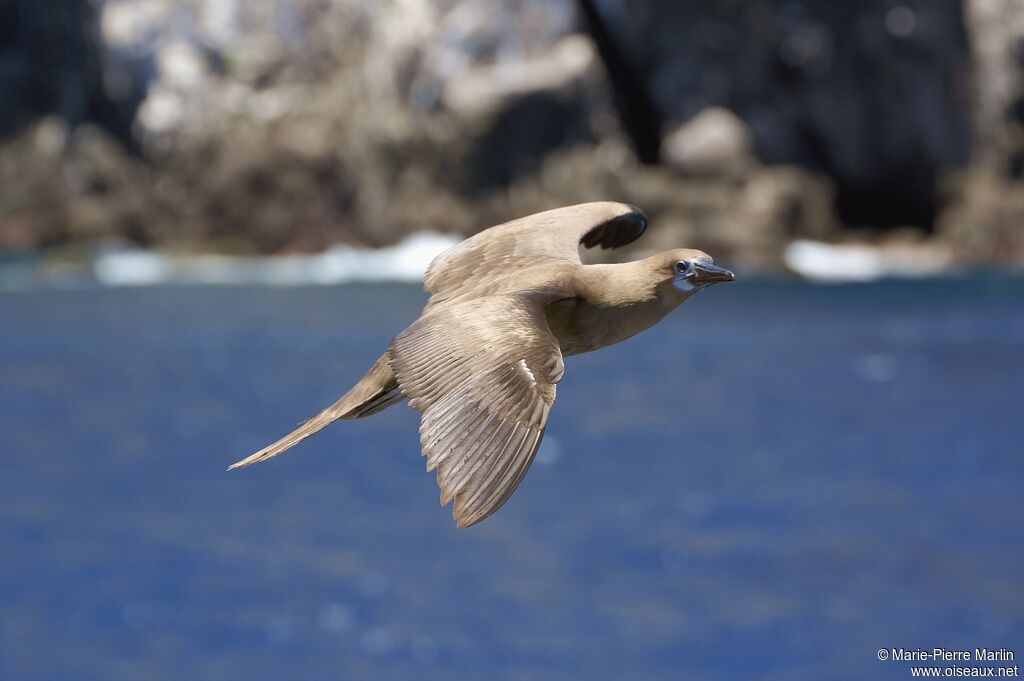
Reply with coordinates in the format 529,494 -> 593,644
580,0 -> 973,231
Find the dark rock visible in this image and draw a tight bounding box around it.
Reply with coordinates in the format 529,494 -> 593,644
581,0 -> 974,230
459,87 -> 594,195
0,0 -> 144,150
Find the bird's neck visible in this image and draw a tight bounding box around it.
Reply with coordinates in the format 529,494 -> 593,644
546,260 -> 688,356
575,261 -> 686,309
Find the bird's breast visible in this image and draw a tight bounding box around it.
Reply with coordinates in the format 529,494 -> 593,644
545,297 -> 674,357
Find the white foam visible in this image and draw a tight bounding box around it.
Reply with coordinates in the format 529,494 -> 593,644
784,239 -> 952,283
93,249 -> 175,286
91,232 -> 460,287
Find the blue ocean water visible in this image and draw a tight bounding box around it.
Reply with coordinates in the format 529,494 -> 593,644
0,278 -> 1021,680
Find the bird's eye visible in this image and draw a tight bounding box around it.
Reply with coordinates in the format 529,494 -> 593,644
675,260 -> 690,274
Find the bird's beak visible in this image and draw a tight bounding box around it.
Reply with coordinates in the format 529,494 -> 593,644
690,261 -> 735,285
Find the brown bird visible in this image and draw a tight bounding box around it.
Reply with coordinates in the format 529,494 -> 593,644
229,202 -> 734,527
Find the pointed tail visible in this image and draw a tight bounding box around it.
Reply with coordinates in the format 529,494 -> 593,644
228,353 -> 401,470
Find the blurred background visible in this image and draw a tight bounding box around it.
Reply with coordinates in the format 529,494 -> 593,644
1,0 -> 1023,269
0,1 -> 1021,680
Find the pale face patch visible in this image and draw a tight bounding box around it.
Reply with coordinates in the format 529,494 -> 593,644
673,275 -> 704,294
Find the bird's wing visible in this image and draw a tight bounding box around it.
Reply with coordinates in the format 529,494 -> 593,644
423,202 -> 646,298
388,291 -> 566,527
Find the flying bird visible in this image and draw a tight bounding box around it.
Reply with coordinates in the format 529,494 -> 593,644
230,202 -> 734,527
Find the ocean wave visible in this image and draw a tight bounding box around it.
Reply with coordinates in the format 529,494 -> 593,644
1,233 -> 460,290
783,239 -> 954,282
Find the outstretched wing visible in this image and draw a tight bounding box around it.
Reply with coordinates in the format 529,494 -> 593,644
388,292 -> 566,527
424,202 -> 646,299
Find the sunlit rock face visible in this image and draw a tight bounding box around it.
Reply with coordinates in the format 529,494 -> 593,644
662,108 -> 754,177
0,0 -> 601,253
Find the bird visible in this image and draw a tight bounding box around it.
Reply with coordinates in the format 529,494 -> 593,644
229,202 -> 734,527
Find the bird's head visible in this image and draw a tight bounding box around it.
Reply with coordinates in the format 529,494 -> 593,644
658,249 -> 735,296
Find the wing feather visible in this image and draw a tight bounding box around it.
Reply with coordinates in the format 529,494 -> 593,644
388,292 -> 565,527
424,202 -> 646,300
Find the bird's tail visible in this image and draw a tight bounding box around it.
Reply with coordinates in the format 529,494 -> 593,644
227,353 -> 402,470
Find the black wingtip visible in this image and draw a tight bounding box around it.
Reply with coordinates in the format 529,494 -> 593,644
619,205 -> 648,234
583,206 -> 647,250
625,204 -> 647,220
